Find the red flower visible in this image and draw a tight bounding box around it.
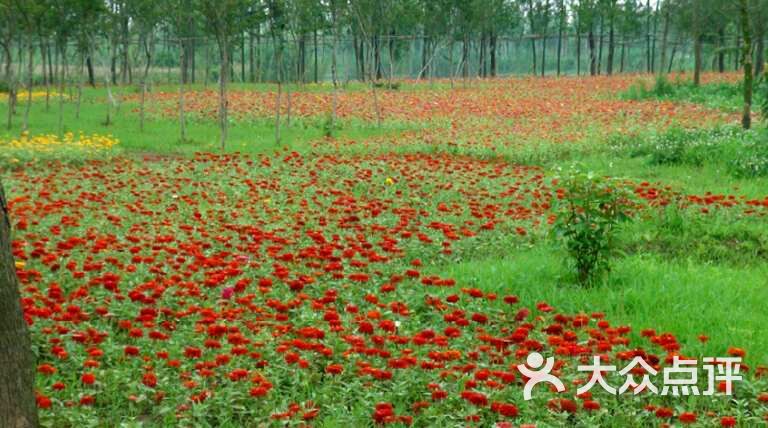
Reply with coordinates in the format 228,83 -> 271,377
583,400 -> 600,411
720,416 -> 737,427
325,364 -> 344,375
678,412 -> 697,424
36,394 -> 52,409
142,372 -> 158,388
37,364 -> 57,375
460,390 -> 488,407
547,398 -> 577,414
490,402 -> 519,417
81,372 -> 96,385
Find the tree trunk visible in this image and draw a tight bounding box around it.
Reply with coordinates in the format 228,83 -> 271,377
645,0 -> 651,73
179,41 -> 187,142
650,0 -> 660,72
76,52 -> 84,120
57,44 -> 67,135
607,13 -> 615,75
22,39 -> 33,132
42,39 -> 50,111
140,34 -> 153,133
530,36 -> 537,76
754,34 -> 765,77
421,34 -> 429,79
597,15 -> 604,74
693,34 -> 702,86
0,181 -> 39,428
249,31 -> 255,83
331,26 -> 338,127
463,35 -> 470,79
556,14 -> 563,76
576,28 -> 581,75
588,30 -> 597,76
274,37 -> 282,144
219,36 -> 229,150
313,30 -> 318,84
541,33 -> 547,77
121,15 -> 130,85
718,28 -> 726,73
3,39 -> 15,130
740,0 -> 752,130
490,33 -> 497,77
658,1 -> 670,76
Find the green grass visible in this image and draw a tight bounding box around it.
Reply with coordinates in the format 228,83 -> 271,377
0,88 -> 421,158
620,75 -> 759,113
431,244 -> 768,365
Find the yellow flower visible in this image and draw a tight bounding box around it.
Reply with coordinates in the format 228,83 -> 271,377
14,260 -> 25,269
385,177 -> 395,186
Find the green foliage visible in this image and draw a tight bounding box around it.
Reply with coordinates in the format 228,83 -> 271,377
621,77 -> 749,112
613,125 -> 768,178
551,166 -> 634,286
730,137 -> 768,178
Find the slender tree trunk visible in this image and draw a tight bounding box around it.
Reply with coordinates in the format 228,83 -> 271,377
597,15 -> 604,74
718,28 -> 726,73
22,39 -> 33,132
658,1 -> 670,76
57,44 -> 66,135
693,34 -> 702,86
588,30 -> 597,76
645,0 -> 651,73
607,12 -> 615,75
421,33 -> 429,79
576,27 -> 581,76
530,36 -> 537,75
274,37 -> 282,144
219,36 -> 229,150
204,41 -> 210,88
0,181 -> 39,428
463,35 -> 470,79
47,43 -> 54,86
331,26 -> 338,127
249,31 -> 255,83
556,13 -> 563,76
313,30 -> 318,83
740,0 -> 752,129
140,34 -> 153,132
754,33 -> 765,77
374,35 -> 382,81
620,40 -> 626,73
490,33 -> 497,77
76,51 -> 84,120
41,39 -> 50,111
179,41 -> 186,142
3,40 -> 15,130
541,33 -> 546,77
650,0 -> 660,72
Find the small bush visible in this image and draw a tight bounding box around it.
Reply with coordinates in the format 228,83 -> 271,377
551,166 -> 635,286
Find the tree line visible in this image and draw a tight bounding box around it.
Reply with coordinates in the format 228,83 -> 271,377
1,0 -> 767,146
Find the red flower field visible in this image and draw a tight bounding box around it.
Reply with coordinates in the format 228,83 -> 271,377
7,145 -> 768,425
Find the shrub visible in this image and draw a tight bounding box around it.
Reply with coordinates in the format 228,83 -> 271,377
551,166 -> 635,286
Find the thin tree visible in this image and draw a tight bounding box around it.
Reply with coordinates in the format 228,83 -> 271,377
740,0 -> 752,129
